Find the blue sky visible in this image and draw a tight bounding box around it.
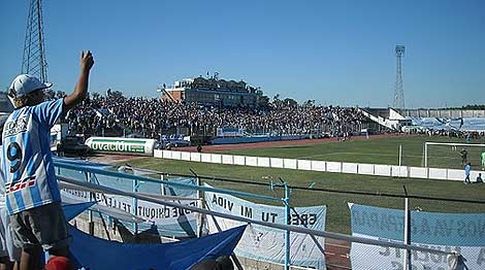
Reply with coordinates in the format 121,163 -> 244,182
1,0 -> 484,108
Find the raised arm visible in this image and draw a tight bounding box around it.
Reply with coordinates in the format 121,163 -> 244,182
64,51 -> 95,111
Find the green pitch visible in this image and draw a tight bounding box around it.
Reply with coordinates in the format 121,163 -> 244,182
220,135 -> 485,169
126,135 -> 485,234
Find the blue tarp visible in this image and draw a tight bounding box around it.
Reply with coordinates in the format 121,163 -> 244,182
68,224 -> 246,270
61,202 -> 245,269
62,201 -> 96,221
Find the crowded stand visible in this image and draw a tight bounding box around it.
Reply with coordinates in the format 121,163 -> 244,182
62,91 -> 367,140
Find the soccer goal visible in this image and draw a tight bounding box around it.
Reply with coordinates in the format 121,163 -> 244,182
423,141 -> 485,169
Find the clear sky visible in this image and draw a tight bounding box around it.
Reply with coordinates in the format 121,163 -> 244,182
1,0 -> 484,108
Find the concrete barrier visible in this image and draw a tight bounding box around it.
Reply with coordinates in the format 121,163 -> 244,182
409,167 -> 428,179
246,156 -> 258,167
181,152 -> 191,161
391,166 -> 408,178
470,171 -> 482,182
358,163 -> 374,175
190,152 -> 201,162
447,169 -> 463,181
374,165 -> 391,177
311,161 -> 326,172
233,155 -> 246,166
162,150 -> 172,159
342,163 -> 358,174
211,154 -> 222,164
258,157 -> 271,168
152,150 -> 484,182
222,155 -> 234,165
154,149 -> 163,158
270,158 -> 284,168
201,153 -> 212,163
326,162 -> 341,173
428,168 -> 447,180
284,159 -> 297,170
171,151 -> 181,160
297,160 -> 312,171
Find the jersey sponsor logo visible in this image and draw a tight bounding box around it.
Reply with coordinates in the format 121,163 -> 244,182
3,116 -> 29,137
5,176 -> 37,194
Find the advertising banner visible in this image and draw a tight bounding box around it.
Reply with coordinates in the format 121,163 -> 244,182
349,203 -> 485,270
57,162 -> 199,237
61,187 -> 199,237
205,186 -> 326,269
85,137 -> 156,156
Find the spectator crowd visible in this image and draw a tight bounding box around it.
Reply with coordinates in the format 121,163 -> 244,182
61,91 -> 367,140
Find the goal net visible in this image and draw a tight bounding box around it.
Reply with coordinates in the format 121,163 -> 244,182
423,142 -> 485,169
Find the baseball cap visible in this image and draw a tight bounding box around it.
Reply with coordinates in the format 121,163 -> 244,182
8,74 -> 52,98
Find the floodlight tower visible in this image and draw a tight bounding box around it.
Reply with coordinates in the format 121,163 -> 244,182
21,0 -> 48,83
393,45 -> 405,109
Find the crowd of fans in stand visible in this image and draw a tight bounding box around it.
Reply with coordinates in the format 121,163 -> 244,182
60,91 -> 367,139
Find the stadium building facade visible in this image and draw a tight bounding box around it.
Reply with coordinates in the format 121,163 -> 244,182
161,76 -> 258,107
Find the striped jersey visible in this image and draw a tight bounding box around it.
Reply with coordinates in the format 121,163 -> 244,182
0,148 -> 5,207
1,99 -> 64,215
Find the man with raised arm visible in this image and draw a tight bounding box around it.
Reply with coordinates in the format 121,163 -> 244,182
1,51 -> 94,270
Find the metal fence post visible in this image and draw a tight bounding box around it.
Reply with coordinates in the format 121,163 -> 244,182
398,144 -> 403,166
424,142 -> 428,167
132,177 -> 139,235
196,176 -> 204,238
86,172 -> 94,235
284,182 -> 291,270
403,186 -> 411,270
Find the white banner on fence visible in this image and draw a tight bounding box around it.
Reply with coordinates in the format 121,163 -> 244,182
349,203 -> 485,270
61,188 -> 198,237
205,185 -> 326,269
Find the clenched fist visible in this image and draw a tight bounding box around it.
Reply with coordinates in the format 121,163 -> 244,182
80,50 -> 94,72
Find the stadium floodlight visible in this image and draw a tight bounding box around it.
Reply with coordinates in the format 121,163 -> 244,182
423,141 -> 485,168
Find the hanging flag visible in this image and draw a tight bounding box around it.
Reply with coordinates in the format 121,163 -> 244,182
68,224 -> 246,270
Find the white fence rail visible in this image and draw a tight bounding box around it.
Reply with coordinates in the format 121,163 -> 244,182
154,150 -> 484,182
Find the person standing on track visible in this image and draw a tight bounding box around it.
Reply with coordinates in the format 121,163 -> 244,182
464,162 -> 472,184
459,148 -> 468,165
481,151 -> 485,170
1,51 -> 94,270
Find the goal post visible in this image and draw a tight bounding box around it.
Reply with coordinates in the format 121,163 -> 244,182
423,141 -> 485,168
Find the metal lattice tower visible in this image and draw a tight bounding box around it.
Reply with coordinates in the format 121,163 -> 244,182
393,45 -> 405,109
21,0 -> 48,83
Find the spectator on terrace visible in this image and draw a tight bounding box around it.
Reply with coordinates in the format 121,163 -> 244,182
2,51 -> 94,270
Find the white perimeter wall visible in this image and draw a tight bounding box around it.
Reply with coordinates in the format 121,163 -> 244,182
154,150 -> 483,182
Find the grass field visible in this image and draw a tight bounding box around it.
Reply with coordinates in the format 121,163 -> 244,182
218,135 -> 485,169
125,135 -> 485,234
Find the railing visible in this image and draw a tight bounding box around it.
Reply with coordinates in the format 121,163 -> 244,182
54,161 -> 463,270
